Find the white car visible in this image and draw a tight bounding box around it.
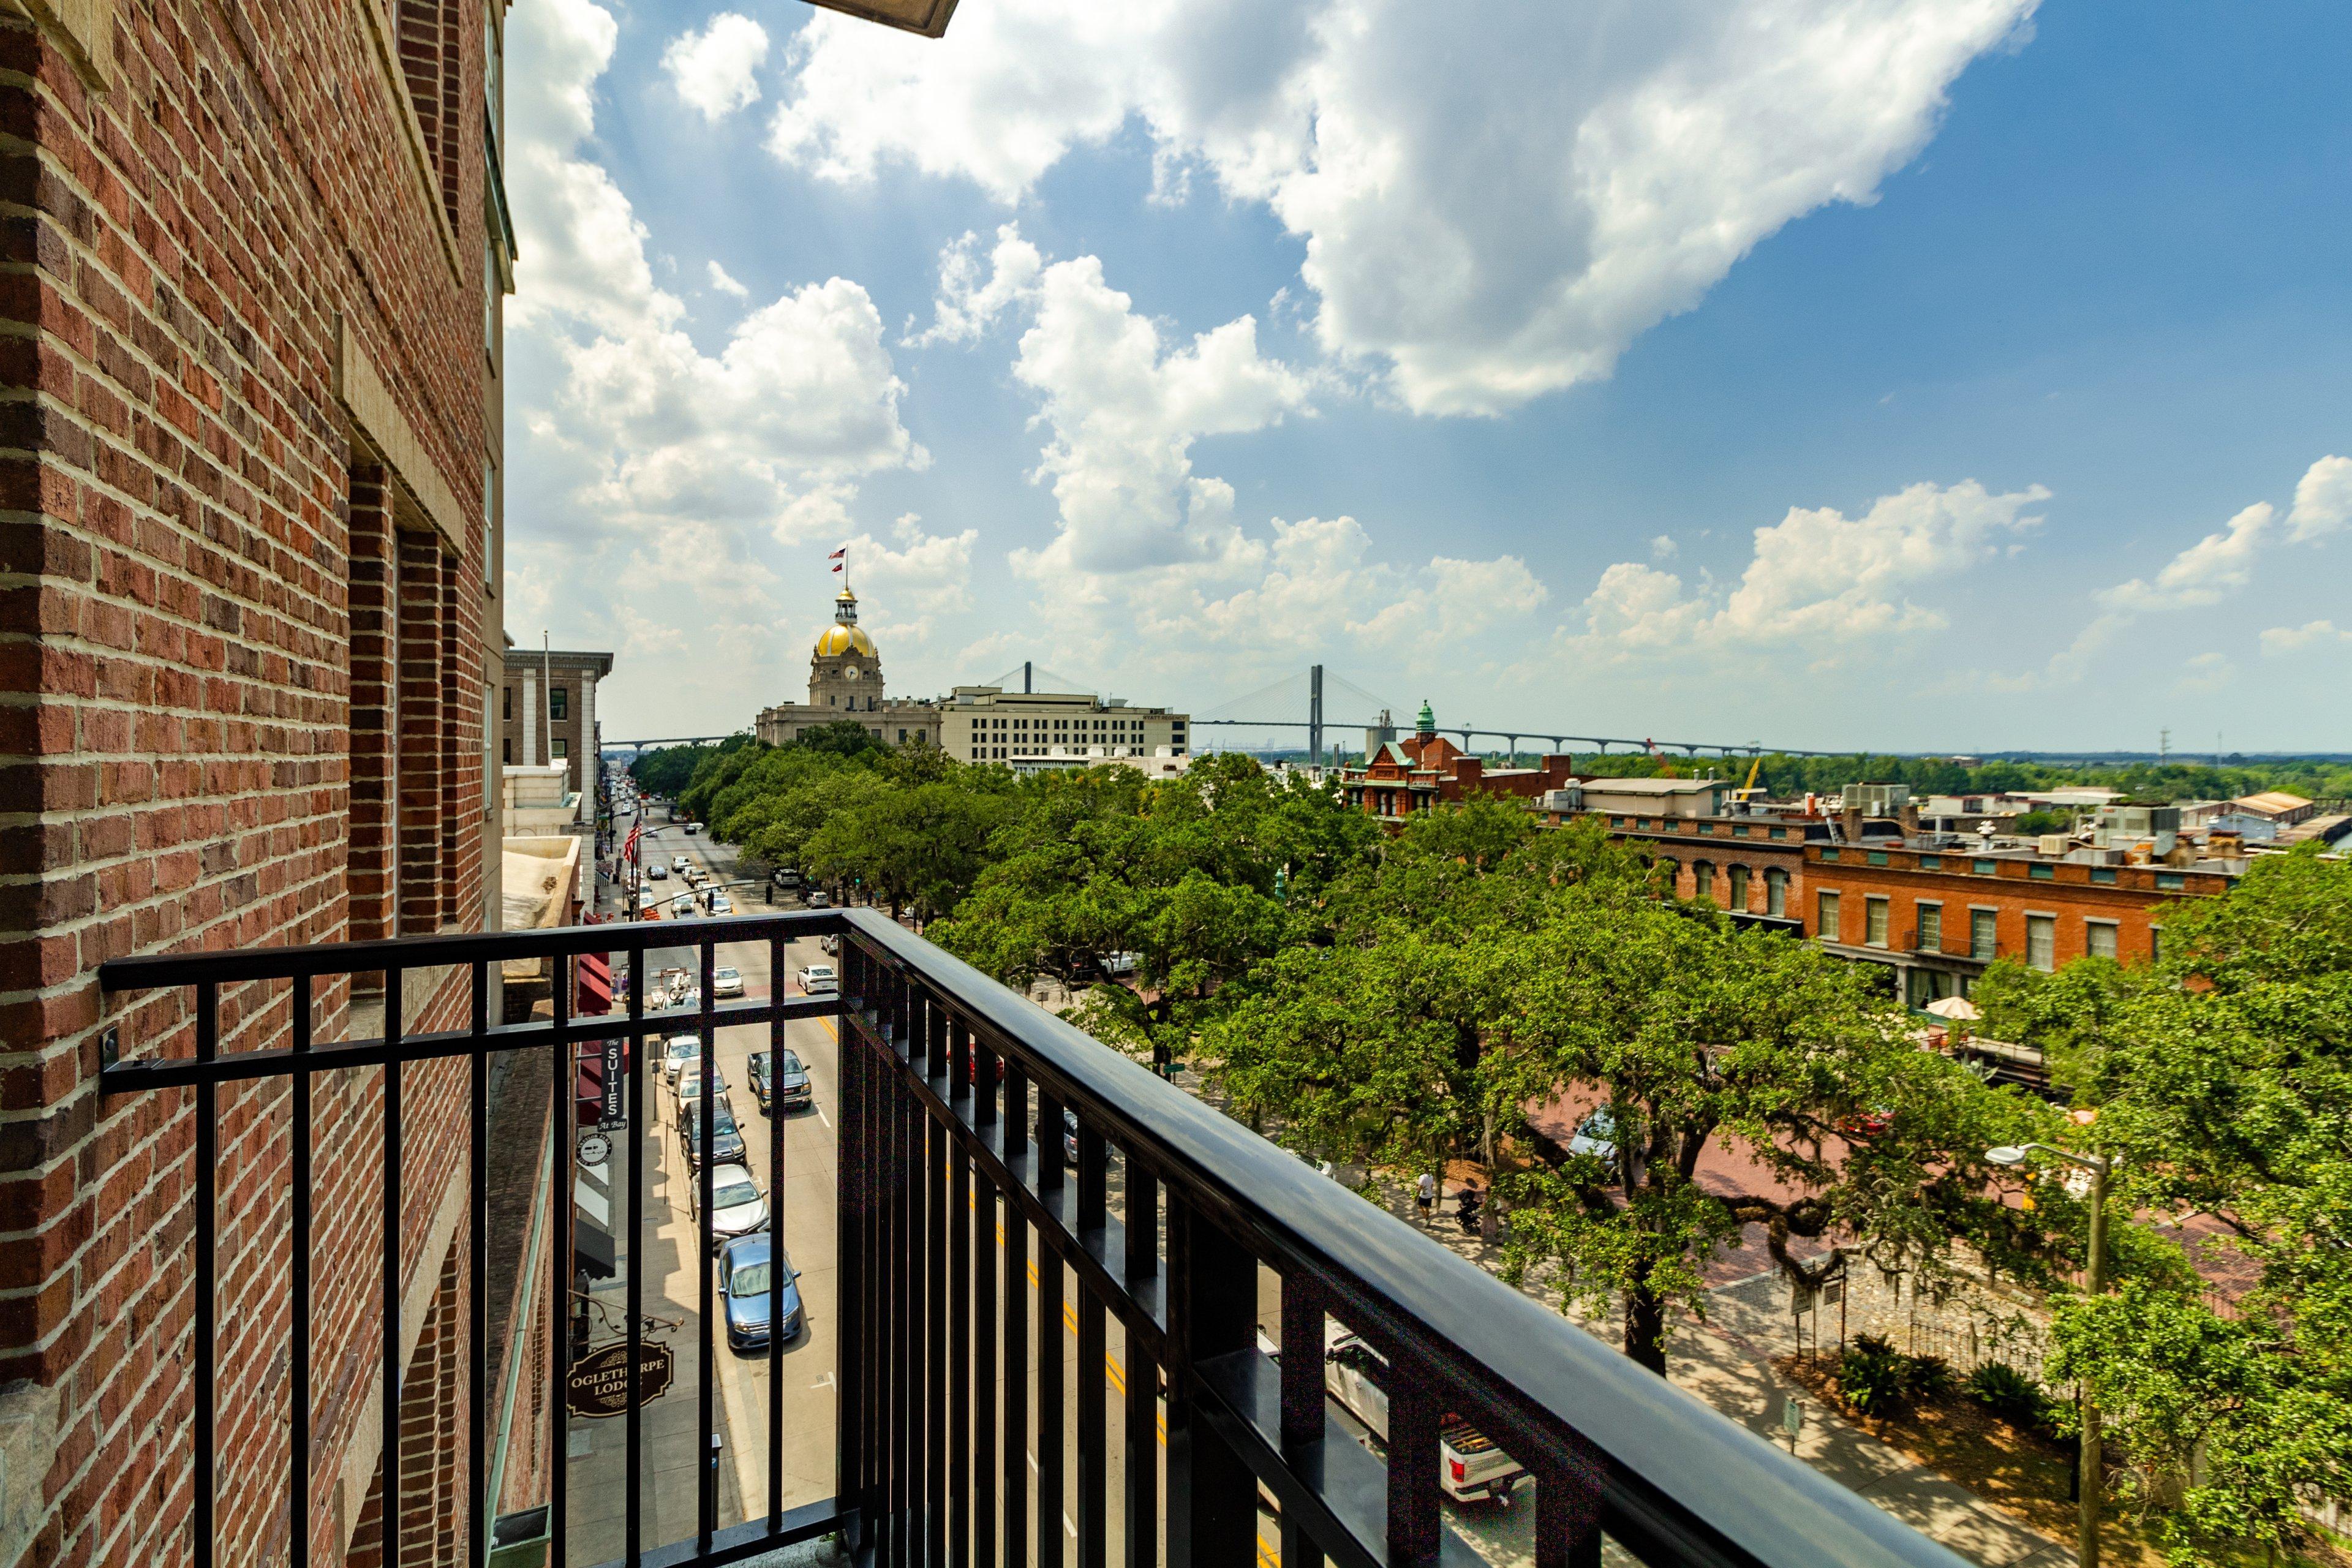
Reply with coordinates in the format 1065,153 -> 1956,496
709,894 -> 733,916
646,863 -> 669,881
713,966 -> 744,998
662,1035 -> 699,1084
688,1163 -> 769,1254
797,963 -> 837,995
1321,1327 -> 1528,1506
673,853 -> 692,870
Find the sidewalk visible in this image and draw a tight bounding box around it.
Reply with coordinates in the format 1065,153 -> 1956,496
1381,1190 -> 2071,1568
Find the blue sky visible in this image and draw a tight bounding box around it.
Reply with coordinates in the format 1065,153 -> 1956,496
503,0 -> 2351,752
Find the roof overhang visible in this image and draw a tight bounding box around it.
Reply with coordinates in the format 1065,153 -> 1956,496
800,0 -> 957,36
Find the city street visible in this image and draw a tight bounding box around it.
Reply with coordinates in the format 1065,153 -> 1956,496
567,799 -> 1541,1567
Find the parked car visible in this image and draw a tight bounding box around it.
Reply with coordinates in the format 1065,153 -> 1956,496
1566,1108 -> 1618,1166
687,1162 -> 768,1253
805,889 -> 831,909
713,965 -> 745,999
646,863 -> 668,881
681,1096 -> 745,1173
797,963 -> 837,995
674,1063 -> 730,1123
1321,1327 -> 1528,1506
750,1048 -> 813,1115
771,868 -> 802,890
819,934 -> 841,955
1039,1106 -> 1079,1166
719,1234 -> 804,1352
709,893 -> 734,916
662,1035 -> 699,1084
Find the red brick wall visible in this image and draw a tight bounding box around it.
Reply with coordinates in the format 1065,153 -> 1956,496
1801,848 -> 2223,967
0,2 -> 500,1565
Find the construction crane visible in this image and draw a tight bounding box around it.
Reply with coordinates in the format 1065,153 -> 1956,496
1643,738 -> 1678,780
1730,750 -> 1765,804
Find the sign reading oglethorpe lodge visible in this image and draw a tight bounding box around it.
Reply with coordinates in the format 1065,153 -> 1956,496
565,1341 -> 676,1419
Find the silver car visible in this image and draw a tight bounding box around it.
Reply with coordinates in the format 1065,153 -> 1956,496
688,1163 -> 768,1254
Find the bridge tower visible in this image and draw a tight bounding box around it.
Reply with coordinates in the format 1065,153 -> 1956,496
1308,665 -> 1324,766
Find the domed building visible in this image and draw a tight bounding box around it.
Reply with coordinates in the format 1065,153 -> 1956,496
754,587 -> 944,747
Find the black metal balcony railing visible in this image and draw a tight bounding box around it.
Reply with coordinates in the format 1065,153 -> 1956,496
100,909 -> 1970,1568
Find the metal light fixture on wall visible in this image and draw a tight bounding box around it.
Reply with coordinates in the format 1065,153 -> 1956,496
797,0 -> 958,36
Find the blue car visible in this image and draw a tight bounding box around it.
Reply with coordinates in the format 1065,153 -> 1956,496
720,1234 -> 804,1352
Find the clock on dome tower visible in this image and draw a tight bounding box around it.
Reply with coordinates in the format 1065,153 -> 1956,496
808,587 -> 883,711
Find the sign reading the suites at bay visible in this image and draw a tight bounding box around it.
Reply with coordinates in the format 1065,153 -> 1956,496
565,1341 -> 675,1419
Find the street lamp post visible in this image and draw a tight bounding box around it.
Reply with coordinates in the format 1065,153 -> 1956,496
1988,1142 -> 2116,1568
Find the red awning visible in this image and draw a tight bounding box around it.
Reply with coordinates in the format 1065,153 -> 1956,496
577,952 -> 613,1016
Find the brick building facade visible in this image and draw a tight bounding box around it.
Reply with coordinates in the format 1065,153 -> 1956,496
1337,704 -> 1576,825
1799,842 -> 2231,1005
499,646 -> 611,801
0,4 -> 545,1566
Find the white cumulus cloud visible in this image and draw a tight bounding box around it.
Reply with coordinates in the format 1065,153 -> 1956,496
507,0 -> 923,728
663,12 -> 771,121
1569,480 -> 2048,658
2261,620 -> 2352,657
773,0 -> 2037,415
707,260 -> 751,298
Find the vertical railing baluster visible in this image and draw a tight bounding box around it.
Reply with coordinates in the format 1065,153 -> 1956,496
948,1021 -> 973,1568
290,974 -> 313,1568
973,1107 -> 998,1567
696,937 -> 717,1550
551,962 -> 573,1568
1534,1454 -> 1606,1568
767,930 -> 786,1536
627,935 -> 649,1564
382,968 -> 404,1568
194,980 -> 217,1568
1123,1162 -> 1160,1568
1003,1143 -> 1029,1568
1280,1275 -> 1327,1568
1075,1125 -> 1108,1567
897,976 -> 918,1561
836,941 -> 869,1553
1164,1196 -> 1256,1568
1036,1233 -> 1065,1568
1386,1351 -> 1442,1567
926,1025 -> 949,1568
466,963 -> 488,1568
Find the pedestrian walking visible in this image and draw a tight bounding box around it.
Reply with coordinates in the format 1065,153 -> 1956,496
1415,1170 -> 1436,1219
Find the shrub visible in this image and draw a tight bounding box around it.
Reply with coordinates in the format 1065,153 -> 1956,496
1966,1360 -> 2049,1429
1838,1334 -> 1910,1415
1903,1353 -> 1957,1403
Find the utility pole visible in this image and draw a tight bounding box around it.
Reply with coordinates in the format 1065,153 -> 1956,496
2158,727 -> 2169,763
1308,664 -> 1324,767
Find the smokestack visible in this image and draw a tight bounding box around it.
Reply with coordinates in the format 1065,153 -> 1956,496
1023,660 -> 1032,695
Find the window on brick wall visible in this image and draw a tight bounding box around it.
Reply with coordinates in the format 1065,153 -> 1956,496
2027,914 -> 2056,972
1728,865 -> 1749,909
1971,909 -> 1997,960
1766,869 -> 1786,918
1693,862 -> 1713,899
1917,903 -> 1942,951
503,737 -> 512,764
2086,920 -> 2118,960
1816,890 -> 1841,941
1864,896 -> 1889,948
502,685 -> 511,721
551,688 -> 569,722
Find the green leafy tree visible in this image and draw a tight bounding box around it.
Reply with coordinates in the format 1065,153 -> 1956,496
2052,848 -> 2352,1564
1497,901 -> 2054,1371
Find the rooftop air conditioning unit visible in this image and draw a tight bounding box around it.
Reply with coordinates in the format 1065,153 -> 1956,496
2038,834 -> 2070,857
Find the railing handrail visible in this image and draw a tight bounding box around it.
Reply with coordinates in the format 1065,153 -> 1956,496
834,908 -> 1969,1568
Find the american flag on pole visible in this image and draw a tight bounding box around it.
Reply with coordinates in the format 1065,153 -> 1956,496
624,820 -> 642,862
830,546 -> 846,573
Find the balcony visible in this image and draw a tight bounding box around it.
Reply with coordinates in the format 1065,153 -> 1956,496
100,909 -> 1968,1568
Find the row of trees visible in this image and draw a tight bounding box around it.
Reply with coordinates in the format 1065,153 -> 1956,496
634,731 -> 2351,1561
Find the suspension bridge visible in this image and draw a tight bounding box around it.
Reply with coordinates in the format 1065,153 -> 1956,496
603,662 -> 1860,764
1189,665 -> 1852,763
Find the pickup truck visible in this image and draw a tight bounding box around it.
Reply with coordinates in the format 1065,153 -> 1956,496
1320,1326 -> 1527,1506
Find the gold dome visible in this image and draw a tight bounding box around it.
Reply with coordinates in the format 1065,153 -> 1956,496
815,624 -> 876,658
